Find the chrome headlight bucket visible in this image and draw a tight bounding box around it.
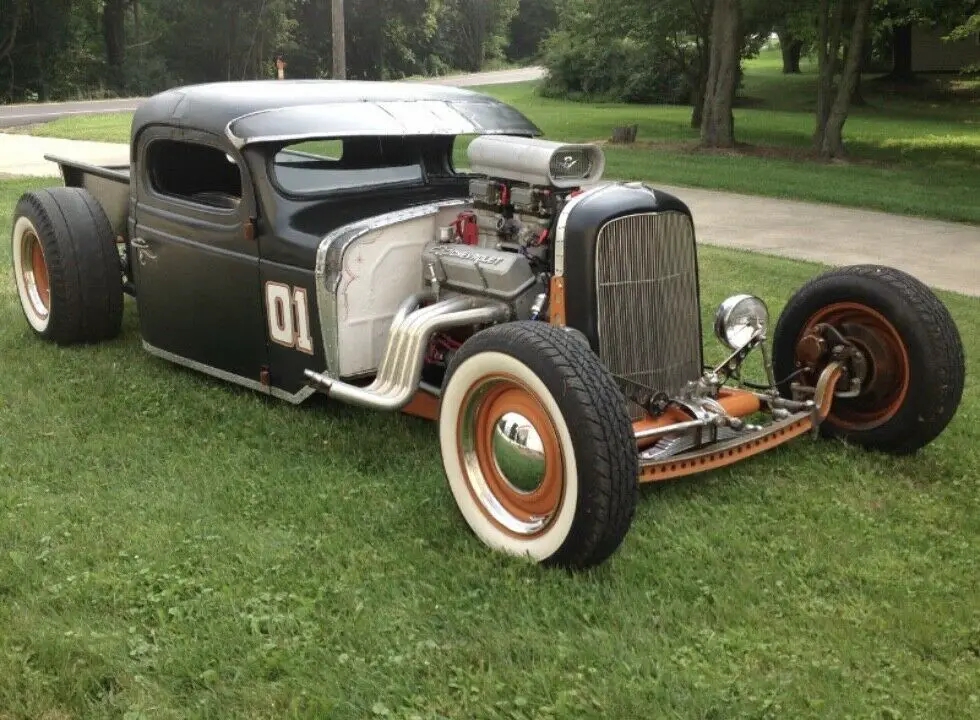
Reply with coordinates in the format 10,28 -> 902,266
714,294 -> 769,350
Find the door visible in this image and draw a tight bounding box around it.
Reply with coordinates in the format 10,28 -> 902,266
132,129 -> 267,384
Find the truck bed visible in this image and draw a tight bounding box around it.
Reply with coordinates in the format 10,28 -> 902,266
45,154 -> 130,239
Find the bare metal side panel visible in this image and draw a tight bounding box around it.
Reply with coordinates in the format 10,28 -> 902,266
79,174 -> 130,238
52,156 -> 131,238
595,212 -> 702,397
314,199 -> 469,378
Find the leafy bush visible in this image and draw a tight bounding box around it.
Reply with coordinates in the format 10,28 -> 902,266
541,31 -> 691,104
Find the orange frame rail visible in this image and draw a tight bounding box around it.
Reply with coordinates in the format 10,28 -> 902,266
400,365 -> 843,485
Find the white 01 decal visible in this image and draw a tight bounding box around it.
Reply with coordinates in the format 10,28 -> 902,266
265,282 -> 314,354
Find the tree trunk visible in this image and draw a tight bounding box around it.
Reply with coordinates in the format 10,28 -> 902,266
700,0 -> 742,149
30,0 -> 46,101
332,0 -> 346,79
227,6 -> 237,82
0,0 -> 22,61
690,51 -> 709,128
851,66 -> 864,106
850,31 -> 871,106
891,22 -> 913,80
132,0 -> 142,92
813,0 -> 842,153
690,81 -> 704,128
102,0 -> 126,86
777,31 -> 802,74
816,0 -> 873,158
689,3 -> 713,128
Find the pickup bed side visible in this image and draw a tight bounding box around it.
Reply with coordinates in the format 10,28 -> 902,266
44,154 -> 130,240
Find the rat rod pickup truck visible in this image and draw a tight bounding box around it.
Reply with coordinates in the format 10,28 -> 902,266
10,81 -> 965,569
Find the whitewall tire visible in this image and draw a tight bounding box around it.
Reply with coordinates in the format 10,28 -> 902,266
11,188 -> 123,344
439,322 -> 638,570
12,215 -> 52,333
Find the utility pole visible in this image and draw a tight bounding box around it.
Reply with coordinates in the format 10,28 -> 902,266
332,0 -> 346,79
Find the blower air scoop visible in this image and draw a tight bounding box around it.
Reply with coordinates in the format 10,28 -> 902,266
466,135 -> 606,189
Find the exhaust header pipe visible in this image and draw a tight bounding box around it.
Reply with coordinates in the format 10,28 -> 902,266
304,292 -> 510,411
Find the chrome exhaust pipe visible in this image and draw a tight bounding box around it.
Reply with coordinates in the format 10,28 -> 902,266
304,293 -> 510,411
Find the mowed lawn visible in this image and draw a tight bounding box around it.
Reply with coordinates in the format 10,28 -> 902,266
1,175 -> 978,718
14,50 -> 980,224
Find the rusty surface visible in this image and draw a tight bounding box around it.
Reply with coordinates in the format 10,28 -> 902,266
549,275 -> 566,327
795,332 -> 827,368
400,389 -> 441,421
639,415 -> 814,483
637,366 -> 841,484
799,302 -> 910,431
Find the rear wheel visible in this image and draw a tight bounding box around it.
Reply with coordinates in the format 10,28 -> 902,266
773,265 -> 964,455
12,188 -> 123,344
439,322 -> 638,569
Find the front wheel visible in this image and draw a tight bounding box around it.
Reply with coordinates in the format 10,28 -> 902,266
773,265 -> 965,455
439,322 -> 638,570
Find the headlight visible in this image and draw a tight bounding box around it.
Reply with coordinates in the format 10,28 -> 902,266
714,294 -> 769,350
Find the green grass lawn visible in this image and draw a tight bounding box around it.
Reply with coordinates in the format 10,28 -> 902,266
11,50 -> 980,224
2,176 -> 978,718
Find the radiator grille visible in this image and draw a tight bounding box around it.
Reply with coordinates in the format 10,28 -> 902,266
595,212 -> 702,399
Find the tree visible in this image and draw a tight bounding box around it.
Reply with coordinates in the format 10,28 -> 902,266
946,11 -> 980,38
700,0 -> 742,148
777,30 -> 803,73
0,0 -> 24,63
444,0 -> 520,71
507,0 -> 559,60
540,0 -> 712,123
946,12 -> 980,71
813,0 -> 874,158
103,0 -> 127,80
0,0 -> 641,102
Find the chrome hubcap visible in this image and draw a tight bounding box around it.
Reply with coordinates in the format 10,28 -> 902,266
458,376 -> 564,537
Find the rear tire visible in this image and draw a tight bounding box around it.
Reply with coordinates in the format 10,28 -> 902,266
773,265 -> 964,455
439,322 -> 638,570
11,188 -> 123,344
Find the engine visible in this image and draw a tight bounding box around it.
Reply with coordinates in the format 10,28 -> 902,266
421,136 -> 606,321
419,134 -> 703,412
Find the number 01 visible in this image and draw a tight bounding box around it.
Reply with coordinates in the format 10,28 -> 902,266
265,282 -> 314,355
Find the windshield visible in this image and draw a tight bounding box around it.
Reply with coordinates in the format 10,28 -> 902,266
272,137 -> 426,196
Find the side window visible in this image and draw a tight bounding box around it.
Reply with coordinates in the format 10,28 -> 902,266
147,139 -> 243,211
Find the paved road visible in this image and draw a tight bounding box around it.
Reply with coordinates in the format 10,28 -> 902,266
0,67 -> 546,129
418,66 -> 545,87
0,133 -> 129,176
0,97 -> 144,129
657,184 -> 980,297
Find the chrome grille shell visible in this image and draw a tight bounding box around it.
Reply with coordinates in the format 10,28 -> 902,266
595,211 -> 702,398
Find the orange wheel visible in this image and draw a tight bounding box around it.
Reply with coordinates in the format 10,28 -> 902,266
799,302 -> 910,431
460,376 -> 565,537
772,265 -> 964,455
439,322 -> 638,569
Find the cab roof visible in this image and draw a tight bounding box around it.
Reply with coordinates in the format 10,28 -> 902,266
131,80 -> 542,148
